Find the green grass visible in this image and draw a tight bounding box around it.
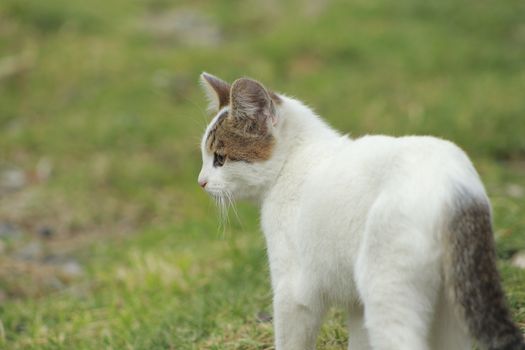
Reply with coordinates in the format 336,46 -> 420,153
0,0 -> 524,348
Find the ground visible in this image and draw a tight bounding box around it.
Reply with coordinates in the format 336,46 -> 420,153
0,0 -> 524,349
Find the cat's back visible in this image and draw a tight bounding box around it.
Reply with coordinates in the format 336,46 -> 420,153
330,134 -> 477,182
302,134 -> 484,214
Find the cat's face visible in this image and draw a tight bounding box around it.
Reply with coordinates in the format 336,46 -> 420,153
198,73 -> 281,202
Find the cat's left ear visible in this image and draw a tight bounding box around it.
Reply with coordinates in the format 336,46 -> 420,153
230,78 -> 278,128
200,72 -> 231,113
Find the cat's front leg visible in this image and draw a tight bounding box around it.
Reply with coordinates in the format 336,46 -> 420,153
272,277 -> 325,350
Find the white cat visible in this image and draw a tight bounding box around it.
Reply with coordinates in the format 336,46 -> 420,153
197,73 -> 525,350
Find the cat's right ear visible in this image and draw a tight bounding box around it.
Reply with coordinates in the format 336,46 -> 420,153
200,72 -> 231,113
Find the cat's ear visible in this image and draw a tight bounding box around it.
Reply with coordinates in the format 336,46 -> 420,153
230,78 -> 278,127
200,72 -> 231,113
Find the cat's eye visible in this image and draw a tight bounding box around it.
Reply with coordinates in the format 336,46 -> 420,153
213,152 -> 226,167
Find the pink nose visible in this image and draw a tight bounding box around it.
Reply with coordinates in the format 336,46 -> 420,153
198,180 -> 207,188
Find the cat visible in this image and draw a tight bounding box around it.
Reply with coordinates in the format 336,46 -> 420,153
197,72 -> 525,350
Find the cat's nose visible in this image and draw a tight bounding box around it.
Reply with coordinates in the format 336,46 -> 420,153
198,180 -> 207,188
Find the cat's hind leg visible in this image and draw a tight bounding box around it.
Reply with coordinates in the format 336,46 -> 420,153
354,196 -> 442,350
429,291 -> 473,350
356,243 -> 440,350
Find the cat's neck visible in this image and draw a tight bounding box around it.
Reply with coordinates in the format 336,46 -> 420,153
276,96 -> 340,146
257,96 -> 343,204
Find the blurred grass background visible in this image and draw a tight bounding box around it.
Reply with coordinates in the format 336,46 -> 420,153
0,0 -> 524,348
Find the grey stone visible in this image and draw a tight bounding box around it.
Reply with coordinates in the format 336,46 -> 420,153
15,241 -> 43,260
60,261 -> 84,278
0,222 -> 22,240
511,251 -> 525,269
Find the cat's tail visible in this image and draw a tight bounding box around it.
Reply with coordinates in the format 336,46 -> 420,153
444,187 -> 525,350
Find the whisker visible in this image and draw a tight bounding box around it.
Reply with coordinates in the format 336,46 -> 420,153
219,195 -> 229,237
226,190 -> 242,227
214,195 -> 223,234
210,189 -> 241,237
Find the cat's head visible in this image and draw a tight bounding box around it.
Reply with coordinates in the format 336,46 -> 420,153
197,73 -> 284,202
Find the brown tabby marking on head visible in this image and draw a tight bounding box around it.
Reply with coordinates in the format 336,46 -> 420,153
230,78 -> 276,122
205,111 -> 275,163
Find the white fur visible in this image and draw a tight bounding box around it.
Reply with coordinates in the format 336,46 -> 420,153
198,94 -> 485,349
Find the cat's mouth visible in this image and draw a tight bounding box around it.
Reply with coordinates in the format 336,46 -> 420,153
209,190 -> 234,206
204,186 -> 226,198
